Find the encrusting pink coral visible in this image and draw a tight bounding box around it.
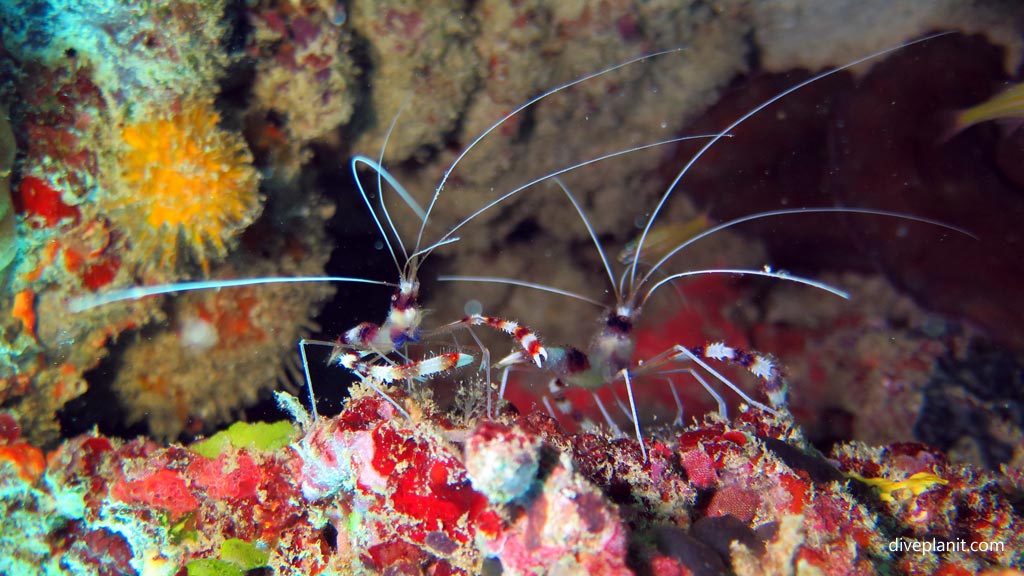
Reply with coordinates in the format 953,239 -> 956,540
2,375 -> 1022,575
464,421 -> 542,505
484,454 -> 633,575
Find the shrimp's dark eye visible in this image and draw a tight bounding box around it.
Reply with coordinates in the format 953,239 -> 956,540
606,314 -> 632,334
564,348 -> 590,373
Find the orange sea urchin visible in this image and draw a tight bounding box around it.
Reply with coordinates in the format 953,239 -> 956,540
110,103 -> 262,274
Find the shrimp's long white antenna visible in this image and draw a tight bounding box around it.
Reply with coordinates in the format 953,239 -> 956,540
552,178 -> 620,303
441,266 -> 849,311
642,268 -> 850,308
408,236 -> 461,262
376,98 -> 417,263
68,276 -> 394,313
637,206 -> 975,293
437,275 -> 605,307
627,32 -> 954,289
298,338 -> 339,420
351,156 -> 421,276
618,265 -> 631,301
430,135 -> 723,258
416,48 -> 686,254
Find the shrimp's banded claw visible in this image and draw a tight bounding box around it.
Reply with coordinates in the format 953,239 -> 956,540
655,343 -> 784,414
495,351 -> 526,369
335,351 -> 474,384
700,342 -> 779,383
436,314 -> 548,368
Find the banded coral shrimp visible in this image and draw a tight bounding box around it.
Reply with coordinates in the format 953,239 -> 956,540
65,49 -> 718,425
441,33 -> 976,461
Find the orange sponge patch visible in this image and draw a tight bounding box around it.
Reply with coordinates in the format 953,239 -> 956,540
110,103 -> 262,274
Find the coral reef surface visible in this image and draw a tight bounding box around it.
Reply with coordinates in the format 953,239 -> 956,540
0,386 -> 1021,574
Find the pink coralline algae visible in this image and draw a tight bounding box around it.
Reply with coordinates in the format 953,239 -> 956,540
289,391 -> 505,573
42,430 -> 313,575
1,376 -> 1022,575
282,385 -> 638,574
464,421 -> 542,505
485,455 -> 632,576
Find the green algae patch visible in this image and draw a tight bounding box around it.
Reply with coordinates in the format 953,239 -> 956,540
186,558 -> 244,576
185,539 -> 269,576
192,421 -> 297,459
219,538 -> 270,570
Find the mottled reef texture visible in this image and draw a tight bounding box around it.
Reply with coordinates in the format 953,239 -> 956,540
1,389 -> 1022,574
